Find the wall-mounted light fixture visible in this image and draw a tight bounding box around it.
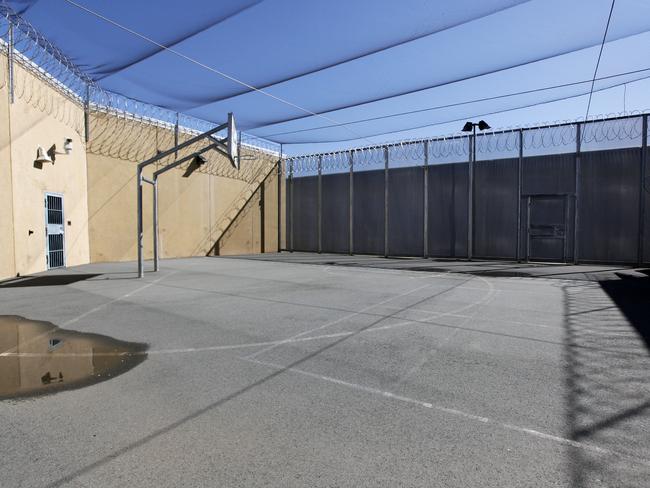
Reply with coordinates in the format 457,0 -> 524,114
35,145 -> 53,164
63,138 -> 73,154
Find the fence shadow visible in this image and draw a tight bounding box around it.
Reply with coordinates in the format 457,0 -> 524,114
563,276 -> 650,487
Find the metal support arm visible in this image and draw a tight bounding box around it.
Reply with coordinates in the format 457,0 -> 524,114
136,122 -> 227,278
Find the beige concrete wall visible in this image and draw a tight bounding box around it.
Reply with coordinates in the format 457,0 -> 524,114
213,163 -> 283,256
0,54 -> 17,280
0,53 -> 283,278
3,60 -> 90,278
86,114 -> 282,263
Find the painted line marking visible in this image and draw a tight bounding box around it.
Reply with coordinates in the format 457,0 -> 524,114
244,281 -> 437,360
242,356 -> 650,467
0,271 -> 175,357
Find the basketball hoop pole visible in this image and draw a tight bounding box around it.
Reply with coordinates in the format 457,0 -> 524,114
136,116 -> 235,278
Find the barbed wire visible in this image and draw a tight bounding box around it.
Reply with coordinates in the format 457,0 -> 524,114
0,6 -> 281,158
289,113 -> 648,174
2,5 -> 647,178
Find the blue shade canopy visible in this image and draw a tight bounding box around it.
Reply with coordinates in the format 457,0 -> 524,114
5,0 -> 650,146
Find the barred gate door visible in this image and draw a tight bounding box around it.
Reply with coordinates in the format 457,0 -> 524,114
45,193 -> 65,269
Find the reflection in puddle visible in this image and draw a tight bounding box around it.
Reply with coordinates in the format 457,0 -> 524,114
0,316 -> 147,400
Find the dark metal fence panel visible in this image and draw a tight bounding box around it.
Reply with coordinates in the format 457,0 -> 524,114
321,173 -> 350,253
640,149 -> 650,263
353,169 -> 385,255
522,153 -> 576,195
287,116 -> 649,265
427,163 -> 468,257
388,166 -> 424,256
292,176 -> 318,251
520,153 -> 576,261
579,148 -> 641,263
473,158 -> 518,259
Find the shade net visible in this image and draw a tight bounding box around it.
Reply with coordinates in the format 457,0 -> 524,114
3,0 -> 650,146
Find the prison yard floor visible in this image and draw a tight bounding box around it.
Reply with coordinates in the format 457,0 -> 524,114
1,254 -> 649,487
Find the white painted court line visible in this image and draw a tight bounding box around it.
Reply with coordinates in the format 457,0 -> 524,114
0,271 -> 176,357
246,274 -> 498,361
63,271 -> 176,327
380,305 -> 561,330
242,356 -> 650,467
243,281 -> 438,360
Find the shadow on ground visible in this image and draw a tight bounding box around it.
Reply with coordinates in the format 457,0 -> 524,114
563,275 -> 650,486
0,274 -> 101,287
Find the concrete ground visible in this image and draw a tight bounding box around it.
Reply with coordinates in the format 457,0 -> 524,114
1,253 -> 649,487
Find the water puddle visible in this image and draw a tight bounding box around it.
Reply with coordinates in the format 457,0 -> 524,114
0,315 -> 147,400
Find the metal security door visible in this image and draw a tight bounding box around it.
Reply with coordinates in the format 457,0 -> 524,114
526,195 -> 568,262
45,193 -> 65,268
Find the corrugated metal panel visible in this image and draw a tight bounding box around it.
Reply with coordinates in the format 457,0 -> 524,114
522,153 -> 575,195
388,166 -> 424,256
473,158 -> 518,259
428,163 -> 468,257
643,146 -> 650,264
353,170 -> 385,255
321,173 -> 350,253
292,176 -> 318,251
579,148 -> 641,263
287,147 -> 645,265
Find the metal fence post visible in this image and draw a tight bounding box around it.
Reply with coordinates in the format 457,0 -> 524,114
289,159 -> 294,252
349,151 -> 354,255
153,178 -> 159,272
278,145 -> 283,252
384,146 -> 389,257
639,115 -> 648,265
84,84 -> 91,143
137,167 -> 144,278
317,155 -> 322,253
573,123 -> 582,264
174,112 -> 179,159
8,23 -> 14,104
516,129 -> 523,261
468,131 -> 475,260
423,140 -> 429,258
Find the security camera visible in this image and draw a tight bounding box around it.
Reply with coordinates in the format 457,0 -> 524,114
63,138 -> 73,154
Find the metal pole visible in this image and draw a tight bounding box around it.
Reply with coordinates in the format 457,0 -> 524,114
573,123 -> 582,264
153,177 -> 159,272
349,151 -> 354,255
260,175 -> 265,253
423,140 -> 429,258
137,167 -> 144,278
134,121 -> 227,278
8,23 -> 14,104
468,127 -> 475,260
638,115 -> 648,265
526,196 -> 531,260
277,144 -> 283,252
317,155 -> 322,254
174,113 -> 179,159
84,84 -> 90,143
384,146 -> 389,257
289,159 -> 294,252
516,129 -> 523,261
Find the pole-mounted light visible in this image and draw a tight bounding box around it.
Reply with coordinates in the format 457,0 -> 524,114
462,120 -> 490,262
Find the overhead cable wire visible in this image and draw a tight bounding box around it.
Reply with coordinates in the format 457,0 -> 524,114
261,66 -> 650,138
61,0 -> 379,146
282,74 -> 649,144
61,0 -> 648,135
585,0 -> 616,119
242,30 -> 650,130
174,0 -> 536,107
